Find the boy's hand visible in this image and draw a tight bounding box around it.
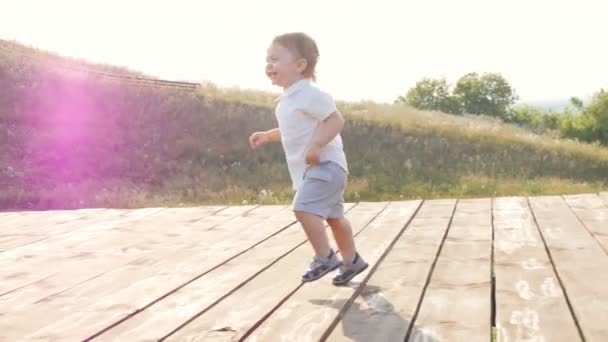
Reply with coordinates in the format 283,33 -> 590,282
305,144 -> 321,165
249,132 -> 268,149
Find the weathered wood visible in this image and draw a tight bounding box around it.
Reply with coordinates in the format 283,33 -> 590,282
0,208 -> 105,229
493,197 -> 580,342
563,193 -> 608,254
0,205 -> 296,341
326,199 -> 455,342
0,212 -> 17,220
0,208 -> 110,233
0,208 -> 152,296
164,202 -> 392,341
0,206 -> 264,309
0,208 -> 130,252
407,198 -> 492,342
1,194 -> 606,342
0,207 -> 181,295
529,196 -> 608,341
244,201 -> 422,342
0,205 -> 239,309
94,204 -> 358,340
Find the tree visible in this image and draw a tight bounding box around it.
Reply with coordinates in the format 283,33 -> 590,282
585,89 -> 608,144
569,97 -> 584,111
453,72 -> 518,119
560,90 -> 608,145
396,77 -> 462,114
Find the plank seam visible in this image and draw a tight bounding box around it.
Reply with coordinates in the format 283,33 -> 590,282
159,237 -> 312,341
403,199 -> 459,342
562,195 -> 608,256
191,205 -> 262,226
34,271 -> 111,304
235,202 -> 391,342
0,208 -> 167,254
83,215 -> 299,341
318,200 -> 425,341
0,274 -> 56,298
191,205 -> 244,221
527,197 -> 587,342
0,236 -> 52,254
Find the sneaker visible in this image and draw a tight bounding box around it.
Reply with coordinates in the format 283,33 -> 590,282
332,253 -> 368,285
302,249 -> 341,282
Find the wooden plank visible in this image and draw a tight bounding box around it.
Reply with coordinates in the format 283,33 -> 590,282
0,209 -> 90,228
0,206 -> 217,247
406,198 -> 492,341
0,205 -> 299,341
160,202 -> 388,342
0,213 -> 20,226
93,203 -> 357,340
0,208 -> 146,295
563,193 -> 608,254
324,199 -> 455,342
0,205 -> 264,324
0,208 -> 107,230
0,205 -> 251,309
0,207 -> 173,295
0,208 -> 107,248
0,206 -> 221,272
493,197 -> 580,342
0,208 -> 130,252
230,200 -> 422,342
0,206 -> 171,241
529,196 -> 608,341
165,201 -> 418,342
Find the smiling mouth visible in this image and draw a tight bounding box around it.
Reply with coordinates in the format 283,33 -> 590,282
267,71 -> 278,79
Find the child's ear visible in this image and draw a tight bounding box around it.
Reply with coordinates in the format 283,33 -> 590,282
296,58 -> 308,74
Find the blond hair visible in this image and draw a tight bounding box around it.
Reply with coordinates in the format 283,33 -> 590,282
273,32 -> 320,80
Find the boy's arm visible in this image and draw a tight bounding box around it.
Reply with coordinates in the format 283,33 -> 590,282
305,111 -> 345,165
310,111 -> 345,148
264,128 -> 281,142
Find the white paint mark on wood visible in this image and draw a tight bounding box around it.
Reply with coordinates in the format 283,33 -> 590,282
522,258 -> 545,270
516,280 -> 534,300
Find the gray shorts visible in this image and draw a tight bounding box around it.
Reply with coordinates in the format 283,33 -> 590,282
292,161 -> 347,219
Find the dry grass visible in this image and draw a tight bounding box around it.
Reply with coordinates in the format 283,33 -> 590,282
1,40 -> 607,210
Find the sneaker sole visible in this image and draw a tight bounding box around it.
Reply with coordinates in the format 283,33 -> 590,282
302,262 -> 342,282
332,263 -> 369,285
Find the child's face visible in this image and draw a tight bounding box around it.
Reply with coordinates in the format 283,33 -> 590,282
266,43 -> 307,89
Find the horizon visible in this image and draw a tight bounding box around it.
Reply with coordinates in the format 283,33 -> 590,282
2,0 -> 607,105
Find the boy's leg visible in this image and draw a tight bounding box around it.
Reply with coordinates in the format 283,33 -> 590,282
326,217 -> 355,263
293,162 -> 345,282
295,210 -> 341,282
295,211 -> 331,258
327,216 -> 368,285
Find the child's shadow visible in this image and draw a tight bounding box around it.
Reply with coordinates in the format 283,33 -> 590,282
310,283 -> 438,342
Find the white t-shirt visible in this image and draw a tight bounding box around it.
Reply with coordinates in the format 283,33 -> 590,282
275,78 -> 348,190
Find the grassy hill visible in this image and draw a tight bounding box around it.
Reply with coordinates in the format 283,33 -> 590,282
1,39 -> 607,210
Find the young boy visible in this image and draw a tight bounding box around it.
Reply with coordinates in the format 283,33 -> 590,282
249,32 -> 367,285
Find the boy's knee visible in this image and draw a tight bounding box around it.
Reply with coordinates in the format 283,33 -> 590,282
327,217 -> 346,229
295,210 -> 322,221
326,217 -> 340,225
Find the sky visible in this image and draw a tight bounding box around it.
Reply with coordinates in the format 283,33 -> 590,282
1,0 -> 607,104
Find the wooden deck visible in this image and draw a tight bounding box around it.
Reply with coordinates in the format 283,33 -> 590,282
1,193 -> 607,341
